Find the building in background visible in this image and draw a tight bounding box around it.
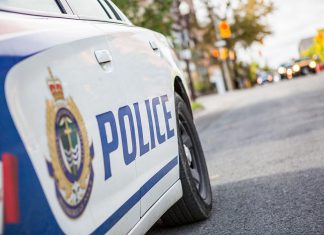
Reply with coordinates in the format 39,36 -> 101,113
299,37 -> 314,56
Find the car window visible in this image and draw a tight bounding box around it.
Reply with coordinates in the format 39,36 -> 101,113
0,0 -> 62,13
108,0 -> 132,23
98,0 -> 115,20
98,0 -> 132,23
103,0 -> 122,21
67,0 -> 111,21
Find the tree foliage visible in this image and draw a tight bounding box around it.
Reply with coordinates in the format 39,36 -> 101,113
113,0 -> 274,51
229,0 -> 274,48
112,0 -> 275,89
303,30 -> 324,61
189,0 -> 274,60
113,0 -> 173,36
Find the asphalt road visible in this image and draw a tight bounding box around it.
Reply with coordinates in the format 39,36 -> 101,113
148,73 -> 324,235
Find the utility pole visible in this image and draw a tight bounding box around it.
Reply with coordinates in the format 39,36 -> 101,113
172,0 -> 196,100
205,0 -> 234,91
180,1 -> 196,100
171,0 -> 196,100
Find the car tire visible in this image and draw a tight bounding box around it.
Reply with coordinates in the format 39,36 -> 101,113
302,67 -> 310,75
161,93 -> 212,226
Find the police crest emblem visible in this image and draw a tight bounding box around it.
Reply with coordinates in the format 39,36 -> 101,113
45,68 -> 94,218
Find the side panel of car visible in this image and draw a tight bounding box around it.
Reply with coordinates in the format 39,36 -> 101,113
1,9 -> 185,234
3,15 -> 143,234
90,22 -> 180,218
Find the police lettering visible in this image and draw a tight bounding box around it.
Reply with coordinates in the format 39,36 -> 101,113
96,95 -> 175,180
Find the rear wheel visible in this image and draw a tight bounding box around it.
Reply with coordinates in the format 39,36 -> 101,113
161,93 -> 212,226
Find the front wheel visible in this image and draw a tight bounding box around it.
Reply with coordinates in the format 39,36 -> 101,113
161,93 -> 212,226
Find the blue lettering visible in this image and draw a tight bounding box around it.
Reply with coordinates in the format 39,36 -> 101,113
145,99 -> 156,150
152,97 -> 166,144
97,95 -> 176,181
161,95 -> 175,139
118,106 -> 137,165
96,111 -> 119,180
134,102 -> 150,156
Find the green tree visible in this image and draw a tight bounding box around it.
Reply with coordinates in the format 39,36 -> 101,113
247,61 -> 260,82
196,0 -> 274,49
229,0 -> 274,48
113,0 -> 173,36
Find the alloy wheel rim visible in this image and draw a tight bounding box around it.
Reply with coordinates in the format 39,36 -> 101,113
179,116 -> 207,200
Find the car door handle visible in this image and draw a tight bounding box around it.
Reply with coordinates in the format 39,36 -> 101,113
149,41 -> 159,51
94,50 -> 112,64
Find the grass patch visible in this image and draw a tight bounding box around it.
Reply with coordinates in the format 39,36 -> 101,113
191,101 -> 204,111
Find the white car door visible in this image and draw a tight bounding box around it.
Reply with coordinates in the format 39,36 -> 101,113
88,1 -> 180,217
4,13 -> 140,235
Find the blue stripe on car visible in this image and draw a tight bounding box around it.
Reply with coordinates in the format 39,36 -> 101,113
92,156 -> 178,234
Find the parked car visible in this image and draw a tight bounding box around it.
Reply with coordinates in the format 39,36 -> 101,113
0,1 -> 212,234
278,63 -> 293,80
292,57 -> 319,76
256,70 -> 274,85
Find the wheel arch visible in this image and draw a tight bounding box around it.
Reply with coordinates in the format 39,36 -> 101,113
174,76 -> 193,118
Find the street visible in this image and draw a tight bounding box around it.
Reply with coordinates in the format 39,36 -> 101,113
148,73 -> 324,235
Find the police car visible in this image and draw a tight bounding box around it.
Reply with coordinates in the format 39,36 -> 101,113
0,1 -> 212,234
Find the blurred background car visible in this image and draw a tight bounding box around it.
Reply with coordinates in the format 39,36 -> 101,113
277,63 -> 293,80
256,70 -> 274,85
292,57 -> 319,76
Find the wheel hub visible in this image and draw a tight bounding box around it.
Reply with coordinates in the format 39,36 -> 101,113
183,144 -> 192,165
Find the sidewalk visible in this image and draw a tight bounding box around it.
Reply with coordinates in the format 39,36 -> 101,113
193,89 -> 248,119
